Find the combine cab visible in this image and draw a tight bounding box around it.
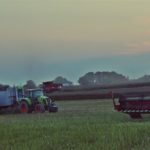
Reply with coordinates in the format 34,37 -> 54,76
112,93 -> 150,119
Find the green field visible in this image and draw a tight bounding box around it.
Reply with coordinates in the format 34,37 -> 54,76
0,100 -> 150,150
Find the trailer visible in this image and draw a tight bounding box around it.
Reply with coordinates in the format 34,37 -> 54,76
0,86 -> 27,113
112,92 -> 150,119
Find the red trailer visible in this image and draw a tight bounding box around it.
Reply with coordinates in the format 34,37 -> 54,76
112,92 -> 150,119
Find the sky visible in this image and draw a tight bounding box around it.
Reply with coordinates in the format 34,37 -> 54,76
0,0 -> 150,85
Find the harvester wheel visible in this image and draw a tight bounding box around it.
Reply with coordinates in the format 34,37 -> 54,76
34,104 -> 45,113
129,112 -> 142,119
19,101 -> 29,113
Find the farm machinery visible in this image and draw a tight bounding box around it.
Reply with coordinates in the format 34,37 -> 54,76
112,92 -> 150,119
43,81 -> 150,101
24,88 -> 58,113
0,86 -> 58,114
43,81 -> 62,93
42,81 -> 150,119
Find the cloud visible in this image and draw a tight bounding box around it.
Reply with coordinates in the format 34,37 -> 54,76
120,41 -> 150,55
140,30 -> 150,36
136,16 -> 150,25
129,41 -> 150,51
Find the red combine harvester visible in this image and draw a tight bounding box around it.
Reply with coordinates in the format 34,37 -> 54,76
112,92 -> 150,119
43,81 -> 62,93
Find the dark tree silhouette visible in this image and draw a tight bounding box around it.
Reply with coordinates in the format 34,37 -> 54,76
134,75 -> 150,82
54,76 -> 73,86
0,84 -> 10,91
78,72 -> 95,85
23,80 -> 37,91
78,71 -> 129,85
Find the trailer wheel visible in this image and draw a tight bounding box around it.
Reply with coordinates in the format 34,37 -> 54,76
19,101 -> 29,113
34,104 -> 45,113
4,107 -> 13,114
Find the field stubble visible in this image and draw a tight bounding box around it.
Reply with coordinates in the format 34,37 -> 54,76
0,99 -> 150,150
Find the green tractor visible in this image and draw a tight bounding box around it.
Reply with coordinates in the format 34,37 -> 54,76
19,88 -> 58,113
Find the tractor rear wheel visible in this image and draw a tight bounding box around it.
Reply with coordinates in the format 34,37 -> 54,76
19,101 -> 29,113
34,104 -> 45,113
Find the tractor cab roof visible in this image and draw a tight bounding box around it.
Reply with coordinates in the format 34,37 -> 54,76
27,89 -> 43,92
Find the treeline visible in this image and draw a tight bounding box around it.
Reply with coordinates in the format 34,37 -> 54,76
1,71 -> 150,89
0,80 -> 37,91
78,71 -> 128,85
52,72 -> 150,86
78,72 -> 150,85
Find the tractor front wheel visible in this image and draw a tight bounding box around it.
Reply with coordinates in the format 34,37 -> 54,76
34,104 -> 45,113
48,105 -> 58,113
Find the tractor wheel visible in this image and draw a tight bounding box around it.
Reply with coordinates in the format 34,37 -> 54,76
34,104 -> 45,113
19,101 -> 29,113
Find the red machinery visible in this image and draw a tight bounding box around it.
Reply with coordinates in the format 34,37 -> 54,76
112,92 -> 150,119
43,81 -> 62,93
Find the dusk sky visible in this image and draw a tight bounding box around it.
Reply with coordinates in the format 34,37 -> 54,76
1,0 -> 150,85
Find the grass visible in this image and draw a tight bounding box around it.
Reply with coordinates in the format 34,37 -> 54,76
0,100 -> 150,150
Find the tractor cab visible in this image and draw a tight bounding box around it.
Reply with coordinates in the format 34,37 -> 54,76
26,89 -> 50,106
26,89 -> 58,113
10,86 -> 26,104
27,89 -> 44,100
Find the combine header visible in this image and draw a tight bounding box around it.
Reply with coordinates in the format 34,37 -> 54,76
112,92 -> 150,119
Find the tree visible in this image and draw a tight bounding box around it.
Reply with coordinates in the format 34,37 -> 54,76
54,76 -> 73,86
78,71 -> 129,85
0,84 -> 10,91
135,75 -> 150,82
78,72 -> 95,85
23,80 -> 36,91
95,71 -> 129,84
